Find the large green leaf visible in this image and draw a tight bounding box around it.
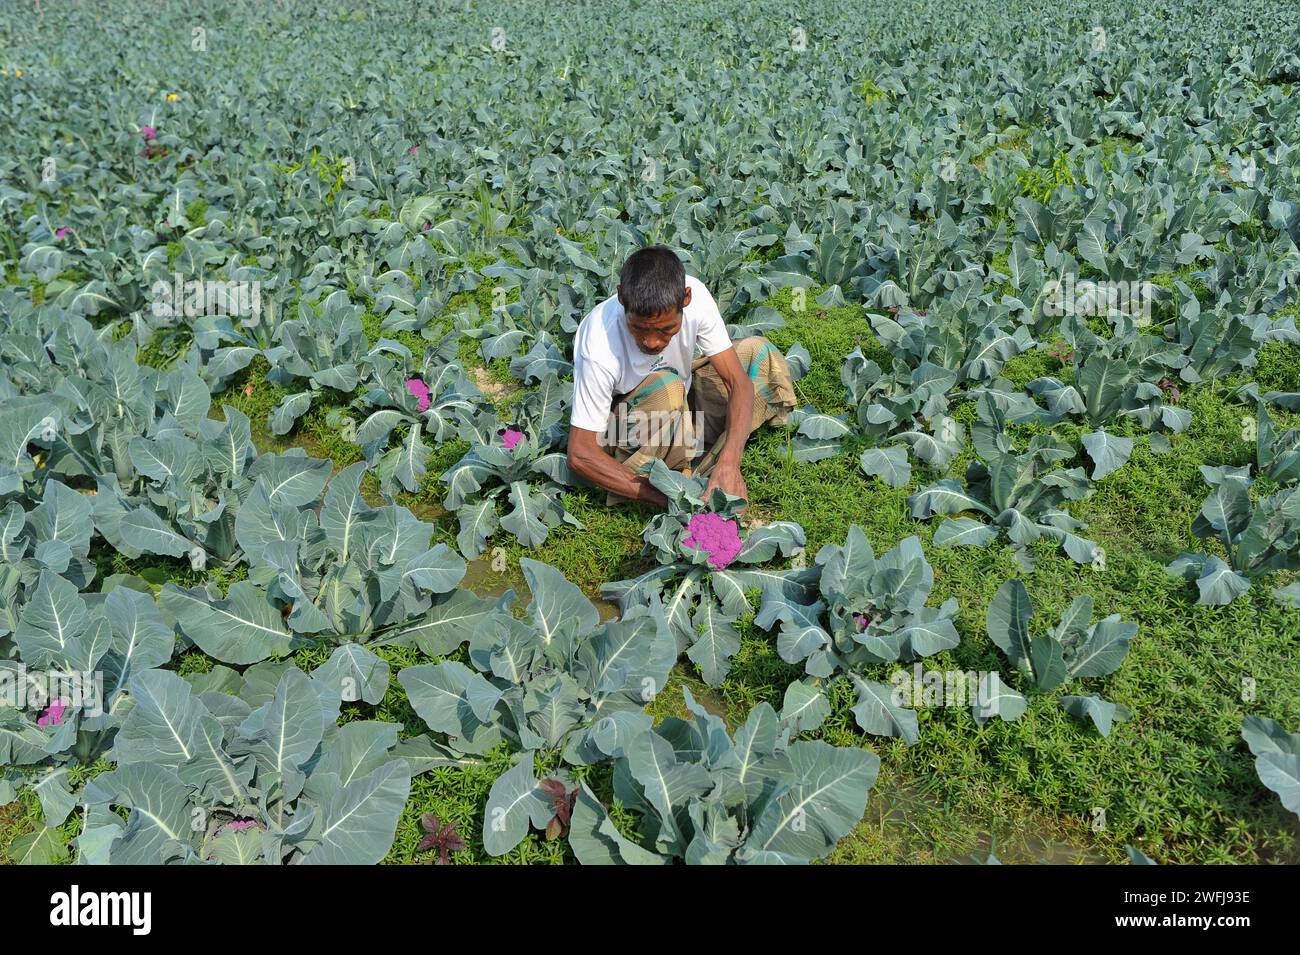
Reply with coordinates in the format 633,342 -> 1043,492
121,502 -> 194,559
320,461 -> 370,562
859,446 -> 911,488
1081,430 -> 1133,480
986,579 -> 1034,672
1194,557 -> 1252,606
933,516 -> 998,548
11,826 -> 68,865
300,759 -> 411,864
161,581 -> 294,665
743,741 -> 878,862
568,782 -> 665,865
455,498 -> 499,558
500,481 -> 551,547
313,643 -> 391,705
850,676 -> 919,744
970,672 -> 1028,724
1066,617 -> 1137,678
114,670 -> 214,772
233,668 -> 327,785
686,600 -> 741,687
521,557 -> 599,647
13,571 -> 93,669
908,479 -> 996,519
1060,694 -> 1123,737
780,679 -> 831,733
102,586 -> 175,691
625,730 -> 713,851
1077,355 -> 1129,422
392,589 -> 504,656
1242,716 -> 1300,819
86,763 -> 195,864
481,755 -> 550,857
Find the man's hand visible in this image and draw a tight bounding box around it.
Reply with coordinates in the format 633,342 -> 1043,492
701,345 -> 755,509
705,460 -> 748,504
567,426 -> 670,509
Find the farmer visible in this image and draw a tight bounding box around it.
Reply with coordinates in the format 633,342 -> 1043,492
566,245 -> 796,509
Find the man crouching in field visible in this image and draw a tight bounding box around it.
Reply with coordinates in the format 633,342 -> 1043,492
566,245 -> 796,509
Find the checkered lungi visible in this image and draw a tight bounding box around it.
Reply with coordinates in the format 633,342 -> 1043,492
600,336 -> 796,502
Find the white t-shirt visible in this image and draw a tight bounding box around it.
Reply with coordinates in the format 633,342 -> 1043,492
569,274 -> 733,432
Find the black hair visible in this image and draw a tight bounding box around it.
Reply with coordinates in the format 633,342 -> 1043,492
618,245 -> 686,318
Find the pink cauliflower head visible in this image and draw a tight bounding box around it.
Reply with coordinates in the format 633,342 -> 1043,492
141,125 -> 157,141
37,698 -> 67,728
55,227 -> 70,239
852,610 -> 881,633
682,512 -> 743,570
501,428 -> 524,451
405,378 -> 431,412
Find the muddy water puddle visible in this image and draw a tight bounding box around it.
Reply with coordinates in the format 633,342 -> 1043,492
866,776 -> 1110,864
460,555 -> 620,621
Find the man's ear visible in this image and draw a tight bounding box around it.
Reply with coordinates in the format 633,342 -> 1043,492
616,286 -> 624,307
681,286 -> 693,309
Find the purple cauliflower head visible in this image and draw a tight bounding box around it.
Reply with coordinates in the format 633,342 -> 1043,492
37,698 -> 67,727
682,512 -> 743,570
405,378 -> 431,412
852,610 -> 881,633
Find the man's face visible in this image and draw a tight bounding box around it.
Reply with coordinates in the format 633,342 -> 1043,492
620,285 -> 692,355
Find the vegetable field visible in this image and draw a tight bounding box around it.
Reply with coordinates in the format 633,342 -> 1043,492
2,0 -> 1299,865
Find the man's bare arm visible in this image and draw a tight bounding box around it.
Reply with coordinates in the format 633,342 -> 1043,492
702,345 -> 755,502
567,427 -> 670,509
